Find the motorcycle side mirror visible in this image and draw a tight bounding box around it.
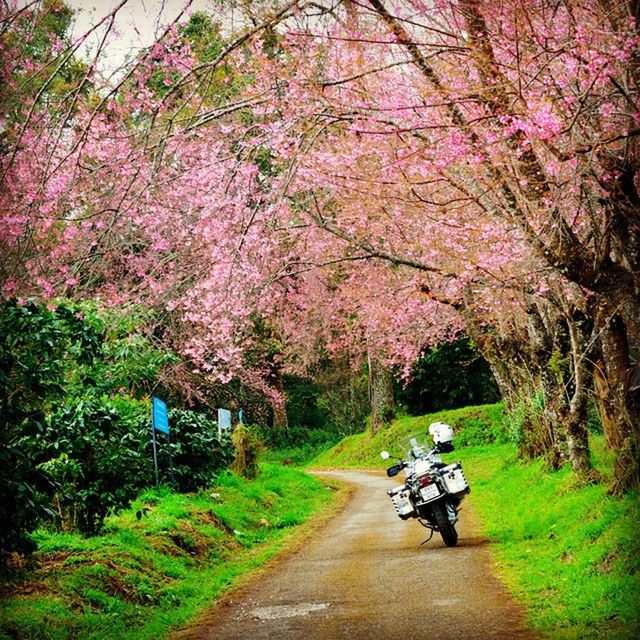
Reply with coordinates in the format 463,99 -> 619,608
380,451 -> 390,460
386,463 -> 402,478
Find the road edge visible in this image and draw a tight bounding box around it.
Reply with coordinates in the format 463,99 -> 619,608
171,474 -> 355,640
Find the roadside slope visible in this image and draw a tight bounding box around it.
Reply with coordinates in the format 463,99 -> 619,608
0,465 -> 348,640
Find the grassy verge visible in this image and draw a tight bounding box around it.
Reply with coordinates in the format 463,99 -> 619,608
260,440 -> 338,467
312,405 -> 640,639
310,403 -> 506,468
458,439 -> 639,639
0,464 -> 345,640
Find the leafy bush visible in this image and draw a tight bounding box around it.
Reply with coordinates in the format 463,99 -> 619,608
40,396 -> 153,534
0,301 -> 65,555
0,298 -> 234,551
504,388 -> 547,457
35,403 -> 233,534
61,301 -> 177,399
167,409 -> 234,492
0,298 -> 182,554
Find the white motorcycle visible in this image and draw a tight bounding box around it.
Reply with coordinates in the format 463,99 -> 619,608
381,422 -> 470,547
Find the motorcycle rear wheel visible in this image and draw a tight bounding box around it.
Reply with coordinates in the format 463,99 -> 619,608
432,501 -> 458,547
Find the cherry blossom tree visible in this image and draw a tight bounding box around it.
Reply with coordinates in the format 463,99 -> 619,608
238,0 -> 639,488
2,0 -> 638,490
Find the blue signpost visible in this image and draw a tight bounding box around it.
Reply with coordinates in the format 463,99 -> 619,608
151,397 -> 174,487
152,397 -> 169,434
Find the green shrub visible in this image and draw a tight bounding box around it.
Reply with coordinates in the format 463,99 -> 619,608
167,409 -> 234,492
40,396 -> 153,534
0,298 -> 188,555
504,388 -> 546,457
0,301 -> 65,556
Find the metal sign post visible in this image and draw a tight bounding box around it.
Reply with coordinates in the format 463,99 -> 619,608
151,397 -> 171,488
151,412 -> 160,488
166,431 -> 176,487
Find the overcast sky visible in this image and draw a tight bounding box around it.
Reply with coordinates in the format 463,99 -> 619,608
65,0 -> 227,74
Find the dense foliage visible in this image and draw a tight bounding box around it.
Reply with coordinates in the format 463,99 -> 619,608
168,409 -> 234,492
0,300 -> 232,554
396,339 -> 500,415
0,301 -> 88,552
41,396 -> 152,534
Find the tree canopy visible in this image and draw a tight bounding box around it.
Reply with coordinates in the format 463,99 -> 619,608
1,0 -> 639,491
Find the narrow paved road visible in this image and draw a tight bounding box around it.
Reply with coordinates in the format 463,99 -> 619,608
178,470 -> 537,640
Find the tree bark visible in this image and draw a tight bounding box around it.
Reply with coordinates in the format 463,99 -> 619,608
596,310 -> 640,493
271,372 -> 289,431
368,349 -> 396,435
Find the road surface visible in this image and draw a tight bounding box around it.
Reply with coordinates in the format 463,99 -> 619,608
177,470 -> 537,640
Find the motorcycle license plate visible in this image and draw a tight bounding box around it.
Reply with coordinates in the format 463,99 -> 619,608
419,484 -> 440,502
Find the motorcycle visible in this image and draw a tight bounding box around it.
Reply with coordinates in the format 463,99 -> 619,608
380,422 -> 470,547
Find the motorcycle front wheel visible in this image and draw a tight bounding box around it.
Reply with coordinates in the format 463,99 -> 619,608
432,500 -> 458,547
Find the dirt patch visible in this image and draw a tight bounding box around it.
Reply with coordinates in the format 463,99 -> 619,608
248,603 -> 330,621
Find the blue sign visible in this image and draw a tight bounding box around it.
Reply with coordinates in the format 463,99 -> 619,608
152,397 -> 169,435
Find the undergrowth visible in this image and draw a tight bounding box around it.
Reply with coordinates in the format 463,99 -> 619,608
0,465 -> 338,640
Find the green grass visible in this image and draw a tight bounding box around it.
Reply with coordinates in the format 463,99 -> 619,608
310,403 -> 507,468
260,440 -> 338,467
0,465 -> 340,640
312,404 -> 640,639
456,441 -> 640,640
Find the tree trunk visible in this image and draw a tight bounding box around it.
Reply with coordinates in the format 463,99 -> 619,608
596,311 -> 640,493
538,368 -> 569,470
271,372 -> 288,431
562,410 -> 593,477
368,349 -> 396,435
561,310 -> 596,479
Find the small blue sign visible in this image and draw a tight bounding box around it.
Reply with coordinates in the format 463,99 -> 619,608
152,397 -> 169,435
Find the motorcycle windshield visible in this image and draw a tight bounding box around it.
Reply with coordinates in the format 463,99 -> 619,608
400,432 -> 432,459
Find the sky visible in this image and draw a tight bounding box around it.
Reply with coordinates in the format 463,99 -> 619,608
65,0 -> 229,74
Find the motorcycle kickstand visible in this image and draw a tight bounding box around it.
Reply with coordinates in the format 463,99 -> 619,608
418,519 -> 435,545
420,530 -> 435,545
